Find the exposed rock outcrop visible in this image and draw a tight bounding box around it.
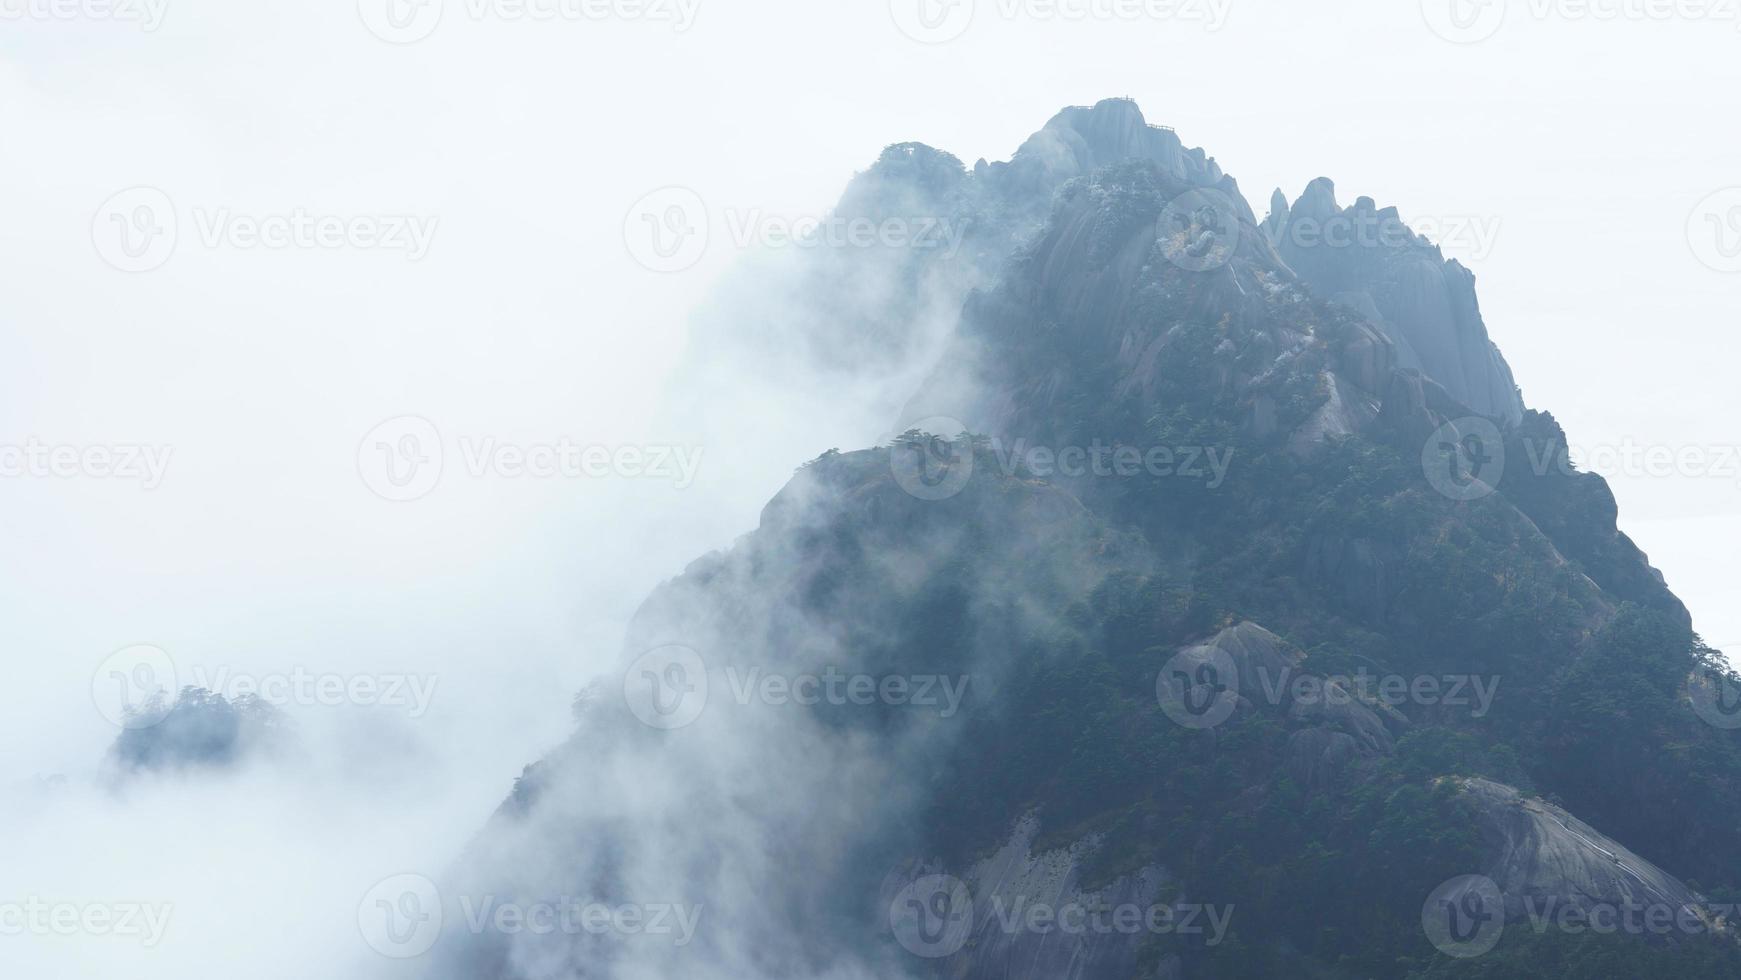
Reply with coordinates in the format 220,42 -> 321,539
1271,179 -> 1526,424
1172,623 -> 1403,788
1496,410 -> 1691,626
1455,777 -> 1712,930
887,816 -> 1188,980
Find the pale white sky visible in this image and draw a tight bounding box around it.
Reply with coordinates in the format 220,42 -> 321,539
0,2 -> 1737,976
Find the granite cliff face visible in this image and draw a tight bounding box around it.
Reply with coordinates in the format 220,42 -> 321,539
437,100 -> 1741,979
1268,178 -> 1526,424
1455,778 -> 1710,925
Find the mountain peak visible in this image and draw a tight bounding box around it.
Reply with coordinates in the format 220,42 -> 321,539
1293,176 -> 1340,220
1003,97 -> 1224,191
